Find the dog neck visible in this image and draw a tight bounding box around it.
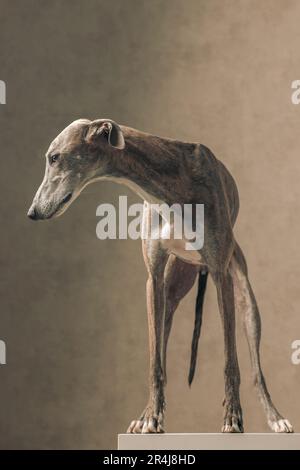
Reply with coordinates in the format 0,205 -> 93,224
96,126 -> 196,205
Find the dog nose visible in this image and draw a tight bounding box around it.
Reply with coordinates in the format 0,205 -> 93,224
27,206 -> 38,220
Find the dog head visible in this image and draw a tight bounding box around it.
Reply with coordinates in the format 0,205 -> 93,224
27,118 -> 125,220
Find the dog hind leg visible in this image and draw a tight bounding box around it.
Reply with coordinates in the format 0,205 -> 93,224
231,242 -> 293,433
163,255 -> 199,384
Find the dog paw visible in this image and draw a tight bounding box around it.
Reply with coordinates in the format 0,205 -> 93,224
127,408 -> 164,434
269,418 -> 293,433
127,417 -> 164,434
222,401 -> 244,433
222,417 -> 244,433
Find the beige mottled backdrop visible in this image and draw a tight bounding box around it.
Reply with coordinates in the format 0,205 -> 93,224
0,0 -> 299,449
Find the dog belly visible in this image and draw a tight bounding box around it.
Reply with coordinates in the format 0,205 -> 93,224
165,240 -> 202,265
160,223 -> 203,265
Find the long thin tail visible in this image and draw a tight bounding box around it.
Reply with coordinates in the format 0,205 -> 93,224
188,270 -> 208,386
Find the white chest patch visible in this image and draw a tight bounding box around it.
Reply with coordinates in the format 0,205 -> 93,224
159,219 -> 203,265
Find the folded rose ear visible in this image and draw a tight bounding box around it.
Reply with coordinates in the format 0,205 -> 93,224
85,119 -> 125,149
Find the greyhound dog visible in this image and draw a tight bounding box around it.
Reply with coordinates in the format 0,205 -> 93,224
28,118 -> 293,434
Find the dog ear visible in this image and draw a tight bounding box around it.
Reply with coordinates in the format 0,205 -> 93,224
85,119 -> 125,149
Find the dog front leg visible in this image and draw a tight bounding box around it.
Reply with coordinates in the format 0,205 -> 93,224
127,272 -> 166,433
213,269 -> 244,433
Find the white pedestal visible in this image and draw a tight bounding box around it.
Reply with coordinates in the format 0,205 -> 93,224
118,433 -> 300,450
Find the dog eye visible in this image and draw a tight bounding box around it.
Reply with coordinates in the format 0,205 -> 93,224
50,153 -> 60,164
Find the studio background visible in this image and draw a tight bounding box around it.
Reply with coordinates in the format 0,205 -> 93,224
0,0 -> 299,449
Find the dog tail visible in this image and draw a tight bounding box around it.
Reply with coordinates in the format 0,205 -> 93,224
188,270 -> 208,386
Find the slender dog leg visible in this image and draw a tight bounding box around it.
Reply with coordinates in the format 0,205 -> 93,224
127,252 -> 198,433
213,268 -> 243,433
127,247 -> 167,433
127,203 -> 199,433
163,255 -> 198,383
231,243 -> 293,432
